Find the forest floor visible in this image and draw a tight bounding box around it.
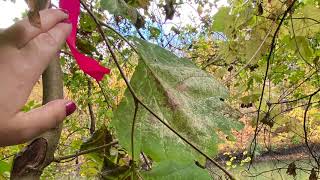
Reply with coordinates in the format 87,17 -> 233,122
215,143 -> 320,164
215,114 -> 320,163
209,143 -> 319,179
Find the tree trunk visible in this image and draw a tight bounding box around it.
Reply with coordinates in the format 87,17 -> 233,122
11,56 -> 64,179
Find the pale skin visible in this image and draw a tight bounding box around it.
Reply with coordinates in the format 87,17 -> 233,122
0,9 -> 75,146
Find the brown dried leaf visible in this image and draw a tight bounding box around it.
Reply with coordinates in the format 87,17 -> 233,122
257,3 -> 263,16
286,162 -> 297,177
309,168 -> 317,180
163,0 -> 175,20
137,0 -> 150,10
25,0 -> 51,28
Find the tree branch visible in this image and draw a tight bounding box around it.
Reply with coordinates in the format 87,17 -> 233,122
11,55 -> 64,179
54,141 -> 118,162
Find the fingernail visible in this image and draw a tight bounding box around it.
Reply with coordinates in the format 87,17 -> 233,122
62,19 -> 72,24
66,102 -> 76,117
58,8 -> 69,15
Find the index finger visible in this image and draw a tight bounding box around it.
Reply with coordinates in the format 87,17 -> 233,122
2,9 -> 68,49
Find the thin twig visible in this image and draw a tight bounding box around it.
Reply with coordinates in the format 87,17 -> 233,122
131,100 -> 139,162
98,21 -> 139,54
247,167 -> 286,178
270,87 -> 320,105
270,100 -> 320,124
278,70 -> 318,102
246,166 -> 315,178
57,156 -> 77,163
303,89 -> 320,168
137,29 -> 147,40
141,152 -> 151,170
97,81 -> 112,109
259,16 -> 320,24
250,0 -> 297,166
54,141 -> 118,162
87,78 -> 96,134
291,17 -> 320,24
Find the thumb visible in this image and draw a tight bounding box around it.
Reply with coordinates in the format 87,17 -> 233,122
6,100 -> 76,145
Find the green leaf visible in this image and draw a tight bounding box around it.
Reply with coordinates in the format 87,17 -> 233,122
100,0 -> 145,28
100,158 -> 131,180
0,160 -> 10,174
80,126 -> 114,167
76,39 -> 96,55
291,5 -> 320,36
21,100 -> 41,112
242,22 -> 273,63
142,161 -> 211,180
240,93 -> 260,104
294,36 -> 313,59
81,126 -> 113,152
149,27 -> 161,39
212,7 -> 233,32
80,13 -> 97,32
284,35 -> 313,60
112,38 -> 243,176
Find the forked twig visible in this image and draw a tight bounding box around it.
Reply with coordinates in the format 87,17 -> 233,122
303,89 -> 320,168
250,0 -> 297,166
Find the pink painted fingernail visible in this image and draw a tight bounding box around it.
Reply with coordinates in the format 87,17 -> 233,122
66,102 -> 76,117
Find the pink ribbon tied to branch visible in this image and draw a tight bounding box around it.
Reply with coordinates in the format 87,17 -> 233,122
59,0 -> 110,81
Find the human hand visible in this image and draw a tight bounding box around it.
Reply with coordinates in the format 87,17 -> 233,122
0,9 -> 75,146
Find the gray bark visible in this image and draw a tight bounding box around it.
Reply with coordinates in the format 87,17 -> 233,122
11,56 -> 64,179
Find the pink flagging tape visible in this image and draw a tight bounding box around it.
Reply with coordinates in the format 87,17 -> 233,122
60,0 -> 110,81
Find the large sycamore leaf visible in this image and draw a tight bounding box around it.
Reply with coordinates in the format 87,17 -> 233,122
111,38 -> 243,178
